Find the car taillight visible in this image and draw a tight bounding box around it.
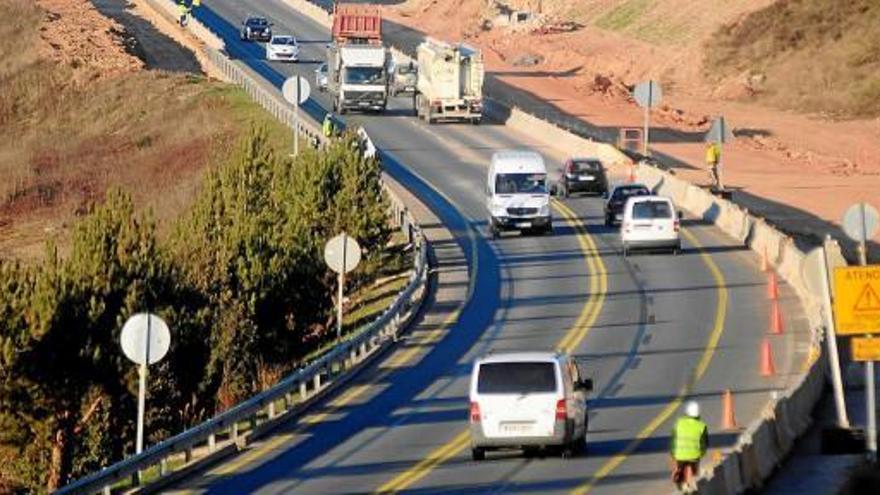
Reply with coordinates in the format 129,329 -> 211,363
555,399 -> 567,420
674,220 -> 680,232
470,401 -> 481,423
566,161 -> 574,174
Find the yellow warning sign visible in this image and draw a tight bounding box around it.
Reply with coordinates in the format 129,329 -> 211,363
852,337 -> 880,361
833,266 -> 880,335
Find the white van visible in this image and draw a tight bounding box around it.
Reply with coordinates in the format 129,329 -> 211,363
469,352 -> 592,460
486,151 -> 552,238
621,195 -> 681,256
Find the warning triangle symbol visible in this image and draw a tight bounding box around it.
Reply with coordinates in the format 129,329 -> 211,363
854,283 -> 880,312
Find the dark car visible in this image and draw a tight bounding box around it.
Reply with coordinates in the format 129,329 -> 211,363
560,158 -> 608,197
604,183 -> 651,226
240,16 -> 272,42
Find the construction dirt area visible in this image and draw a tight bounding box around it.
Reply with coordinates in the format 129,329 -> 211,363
384,0 -> 880,259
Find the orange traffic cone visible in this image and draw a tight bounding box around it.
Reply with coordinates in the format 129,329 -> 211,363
767,272 -> 779,300
770,299 -> 784,335
760,247 -> 769,272
721,389 -> 738,430
760,338 -> 776,377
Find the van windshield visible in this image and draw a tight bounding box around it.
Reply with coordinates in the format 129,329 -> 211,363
477,362 -> 557,394
632,200 -> 672,220
495,173 -> 547,194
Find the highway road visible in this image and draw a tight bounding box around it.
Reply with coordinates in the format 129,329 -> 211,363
167,1 -> 812,493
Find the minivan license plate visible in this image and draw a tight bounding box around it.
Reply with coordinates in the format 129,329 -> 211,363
579,175 -> 595,181
516,222 -> 532,228
501,422 -> 534,434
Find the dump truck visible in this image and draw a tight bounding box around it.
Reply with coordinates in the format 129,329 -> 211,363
327,4 -> 389,114
415,38 -> 484,124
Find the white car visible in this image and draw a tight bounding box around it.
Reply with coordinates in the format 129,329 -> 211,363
315,62 -> 328,92
469,352 -> 592,460
266,35 -> 299,62
621,195 -> 681,256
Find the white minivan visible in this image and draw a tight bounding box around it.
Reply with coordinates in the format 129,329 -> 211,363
621,195 -> 681,256
469,352 -> 592,460
486,151 -> 552,238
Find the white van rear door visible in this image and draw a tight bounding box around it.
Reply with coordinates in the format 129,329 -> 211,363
475,362 -> 560,438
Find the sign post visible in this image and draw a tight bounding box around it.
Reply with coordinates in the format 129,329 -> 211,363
120,313 -> 171,456
282,76 -> 312,157
837,201 -> 880,460
803,247 -> 849,427
324,233 -> 362,338
632,80 -> 662,157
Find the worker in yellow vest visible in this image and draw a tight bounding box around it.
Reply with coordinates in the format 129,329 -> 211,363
705,141 -> 721,190
670,400 -> 708,488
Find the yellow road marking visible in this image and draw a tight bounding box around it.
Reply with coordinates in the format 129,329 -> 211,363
375,200 -> 608,494
570,227 -> 729,495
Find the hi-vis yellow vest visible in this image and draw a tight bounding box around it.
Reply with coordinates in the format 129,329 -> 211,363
671,416 -> 707,461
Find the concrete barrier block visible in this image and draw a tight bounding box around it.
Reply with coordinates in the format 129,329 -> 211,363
721,451 -> 744,494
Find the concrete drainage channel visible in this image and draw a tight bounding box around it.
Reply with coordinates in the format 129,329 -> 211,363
56,2 -> 431,494
280,0 -> 854,490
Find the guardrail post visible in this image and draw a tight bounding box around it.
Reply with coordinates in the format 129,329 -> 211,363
250,414 -> 257,433
350,348 -> 357,366
103,485 -> 111,495
208,433 -> 216,452
232,421 -> 239,441
314,371 -> 322,391
185,446 -> 193,463
160,458 -> 168,476
268,401 -> 276,420
300,380 -> 308,400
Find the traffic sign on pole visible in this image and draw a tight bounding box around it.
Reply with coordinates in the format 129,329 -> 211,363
120,313 -> 171,457
283,76 -> 311,157
842,202 -> 879,243
632,80 -> 662,157
324,233 -> 361,338
832,266 -> 880,335
853,336 -> 880,361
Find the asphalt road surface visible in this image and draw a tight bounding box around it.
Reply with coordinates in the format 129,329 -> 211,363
165,1 -> 811,493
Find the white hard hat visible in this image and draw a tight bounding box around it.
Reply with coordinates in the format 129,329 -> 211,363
685,400 -> 700,418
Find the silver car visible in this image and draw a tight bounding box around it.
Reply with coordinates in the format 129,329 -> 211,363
266,35 -> 299,62
315,63 -> 328,92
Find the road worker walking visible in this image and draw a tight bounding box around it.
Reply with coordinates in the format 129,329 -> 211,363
670,400 -> 708,488
705,141 -> 721,190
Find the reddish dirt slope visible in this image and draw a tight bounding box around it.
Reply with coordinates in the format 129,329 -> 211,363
386,0 -> 880,255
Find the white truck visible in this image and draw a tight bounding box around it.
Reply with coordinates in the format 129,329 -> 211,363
415,38 -> 484,124
327,4 -> 389,114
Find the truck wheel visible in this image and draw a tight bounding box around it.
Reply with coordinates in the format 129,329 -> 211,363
471,117 -> 481,125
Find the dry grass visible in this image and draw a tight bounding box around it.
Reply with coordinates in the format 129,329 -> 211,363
705,0 -> 880,118
0,0 -> 291,261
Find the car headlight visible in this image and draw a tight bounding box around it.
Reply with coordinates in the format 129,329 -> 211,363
539,204 -> 550,216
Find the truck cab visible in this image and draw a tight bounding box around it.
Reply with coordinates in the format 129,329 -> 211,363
487,151 -> 552,238
327,4 -> 389,114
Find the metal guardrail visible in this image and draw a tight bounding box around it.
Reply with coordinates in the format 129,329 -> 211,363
57,4 -> 430,494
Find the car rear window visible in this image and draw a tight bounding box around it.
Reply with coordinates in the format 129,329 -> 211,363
612,186 -> 649,200
632,200 -> 673,220
477,362 -> 557,394
571,160 -> 602,172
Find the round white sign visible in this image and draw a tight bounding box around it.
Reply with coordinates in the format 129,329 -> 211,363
324,233 -> 361,274
633,80 -> 662,109
282,76 -> 311,105
120,313 -> 171,366
842,202 -> 879,243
